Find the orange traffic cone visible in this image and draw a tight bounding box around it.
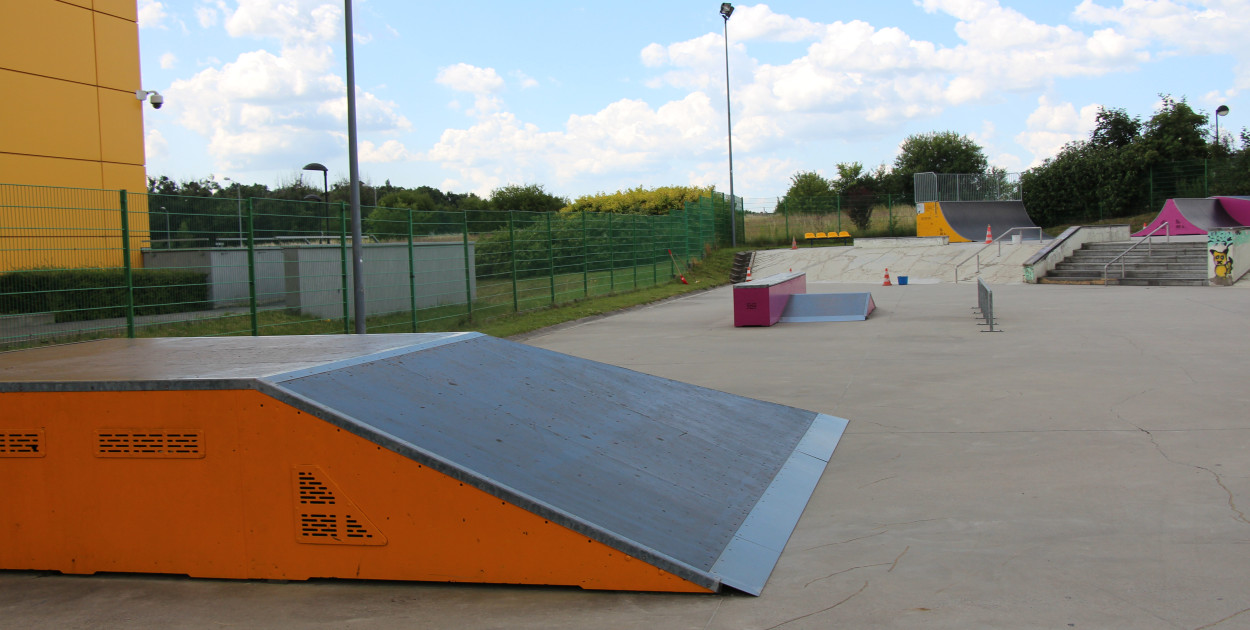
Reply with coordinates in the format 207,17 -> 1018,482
985,224 -> 993,244
882,268 -> 892,286
746,267 -> 752,281
791,238 -> 798,250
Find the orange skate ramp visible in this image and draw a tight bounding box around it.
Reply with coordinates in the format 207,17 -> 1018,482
0,334 -> 847,595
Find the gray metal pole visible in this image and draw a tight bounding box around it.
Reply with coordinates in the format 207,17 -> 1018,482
345,0 -> 366,334
723,13 -> 736,247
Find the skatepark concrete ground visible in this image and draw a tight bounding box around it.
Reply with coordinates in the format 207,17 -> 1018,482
4,279 -> 1250,628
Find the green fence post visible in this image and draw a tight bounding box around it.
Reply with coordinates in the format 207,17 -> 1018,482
546,212 -> 555,305
609,212 -> 615,292
407,208 -> 418,332
582,212 -> 589,299
632,215 -> 638,289
1203,159 -> 1209,197
338,203 -> 350,334
655,216 -> 665,285
509,211 -> 519,312
462,211 -> 473,320
246,198 -> 259,336
836,196 -> 842,233
119,190 -> 136,338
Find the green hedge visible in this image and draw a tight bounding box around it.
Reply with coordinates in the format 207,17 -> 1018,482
0,268 -> 210,322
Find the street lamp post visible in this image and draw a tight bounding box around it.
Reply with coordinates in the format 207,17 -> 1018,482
302,163 -> 330,241
1215,105 -> 1230,149
721,2 -> 736,247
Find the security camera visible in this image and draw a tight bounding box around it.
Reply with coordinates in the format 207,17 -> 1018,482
135,89 -> 164,110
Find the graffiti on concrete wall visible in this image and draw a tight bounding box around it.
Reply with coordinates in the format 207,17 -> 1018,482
1209,230 -> 1250,285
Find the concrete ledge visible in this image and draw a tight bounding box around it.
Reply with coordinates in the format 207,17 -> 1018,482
855,236 -> 949,248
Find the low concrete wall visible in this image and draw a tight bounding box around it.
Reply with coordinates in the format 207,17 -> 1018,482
143,248 -> 284,307
856,236 -> 949,248
1208,227 -> 1250,286
144,242 -> 475,317
1022,225 -> 1130,283
283,242 -> 476,319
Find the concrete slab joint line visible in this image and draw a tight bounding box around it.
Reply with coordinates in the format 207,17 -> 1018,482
0,333 -> 849,595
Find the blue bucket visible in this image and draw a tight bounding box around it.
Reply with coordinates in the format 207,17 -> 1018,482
897,276 -> 908,285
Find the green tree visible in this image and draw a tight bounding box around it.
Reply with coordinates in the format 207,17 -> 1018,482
488,183 -> 568,212
893,131 -> 988,197
1140,95 -> 1209,163
776,170 -> 833,214
1090,106 -> 1142,149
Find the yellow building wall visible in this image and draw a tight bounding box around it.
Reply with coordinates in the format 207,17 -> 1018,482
0,0 -> 149,271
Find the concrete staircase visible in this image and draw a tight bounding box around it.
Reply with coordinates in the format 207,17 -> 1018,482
1039,241 -> 1208,286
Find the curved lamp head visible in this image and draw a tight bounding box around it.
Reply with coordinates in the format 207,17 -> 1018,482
1216,105 -> 1230,117
302,162 -> 328,173
303,194 -> 323,202
720,3 -> 734,19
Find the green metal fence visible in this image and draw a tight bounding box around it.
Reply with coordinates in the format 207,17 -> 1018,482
0,184 -> 717,349
1149,158 -> 1250,210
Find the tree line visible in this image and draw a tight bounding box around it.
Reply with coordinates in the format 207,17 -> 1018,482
777,95 -> 1249,228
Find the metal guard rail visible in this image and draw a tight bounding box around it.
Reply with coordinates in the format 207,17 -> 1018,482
1101,222 -> 1170,286
954,226 -> 1046,282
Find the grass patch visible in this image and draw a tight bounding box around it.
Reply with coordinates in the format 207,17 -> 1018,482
743,205 -> 918,247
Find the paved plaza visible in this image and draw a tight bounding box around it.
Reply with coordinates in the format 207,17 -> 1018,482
3,278 -> 1249,629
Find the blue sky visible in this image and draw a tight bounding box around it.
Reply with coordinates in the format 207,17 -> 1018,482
135,1 -> 1247,205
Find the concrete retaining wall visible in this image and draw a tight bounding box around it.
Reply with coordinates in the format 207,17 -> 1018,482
283,242 -> 476,319
1208,227 -> 1250,286
143,248 -> 284,307
144,242 -> 475,317
1023,225 -> 1130,283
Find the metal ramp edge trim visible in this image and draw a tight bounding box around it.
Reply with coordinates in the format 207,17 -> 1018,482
254,378 -> 723,592
709,413 -> 848,595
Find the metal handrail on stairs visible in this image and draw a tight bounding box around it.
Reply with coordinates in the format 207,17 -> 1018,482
954,227 -> 1046,283
1101,222 -> 1170,286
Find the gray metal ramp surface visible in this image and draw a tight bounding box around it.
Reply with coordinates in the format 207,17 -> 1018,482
940,201 -> 1040,242
1174,198 -> 1241,230
779,292 -> 876,322
0,334 -> 847,595
266,333 -> 847,595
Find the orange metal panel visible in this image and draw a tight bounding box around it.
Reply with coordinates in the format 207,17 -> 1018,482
0,1 -> 97,84
916,201 -> 970,242
0,70 -> 101,161
93,0 -> 139,22
98,87 -> 145,165
0,389 -> 710,593
93,12 -> 140,91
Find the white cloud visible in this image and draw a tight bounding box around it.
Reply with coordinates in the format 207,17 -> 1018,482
165,25 -> 408,173
196,6 -> 219,28
225,0 -> 341,45
138,0 -> 169,29
1074,0 -> 1250,89
436,64 -> 505,95
360,140 -> 413,163
511,71 -> 539,89
159,53 -> 178,70
730,4 -> 825,42
1014,96 -> 1101,166
145,128 -> 169,161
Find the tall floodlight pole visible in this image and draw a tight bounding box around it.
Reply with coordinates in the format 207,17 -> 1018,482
721,3 -> 736,247
344,0 -> 366,333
